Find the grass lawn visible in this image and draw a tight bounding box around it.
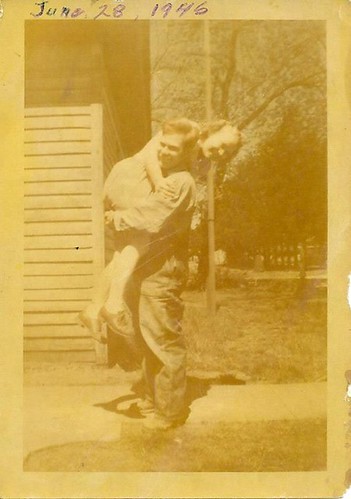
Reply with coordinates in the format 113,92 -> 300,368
23,279 -> 326,474
24,279 -> 326,386
183,279 -> 326,384
23,418 -> 326,472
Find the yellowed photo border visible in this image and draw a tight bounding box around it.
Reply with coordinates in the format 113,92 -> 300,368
1,0 -> 350,497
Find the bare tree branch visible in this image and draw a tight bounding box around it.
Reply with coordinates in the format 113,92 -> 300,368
238,74 -> 322,129
217,28 -> 240,119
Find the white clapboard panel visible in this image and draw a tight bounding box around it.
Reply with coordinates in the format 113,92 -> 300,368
24,194 -> 92,210
24,324 -> 88,338
24,181 -> 92,196
24,105 -> 104,362
25,106 -> 92,116
25,154 -> 91,169
24,208 -> 92,223
24,338 -> 94,352
24,247 -> 94,263
25,168 -> 92,183
24,351 -> 96,362
24,275 -> 94,289
24,311 -> 82,326
24,300 -> 90,313
24,288 -> 93,302
24,262 -> 94,276
24,141 -> 91,156
25,221 -> 92,236
25,128 -> 91,142
25,115 -> 91,129
24,234 -> 93,249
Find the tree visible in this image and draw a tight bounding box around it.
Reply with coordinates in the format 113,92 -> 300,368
149,20 -> 327,269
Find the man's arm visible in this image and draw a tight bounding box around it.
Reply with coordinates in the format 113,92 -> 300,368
112,174 -> 196,234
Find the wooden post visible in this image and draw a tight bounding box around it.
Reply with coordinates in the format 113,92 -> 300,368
204,21 -> 216,317
90,103 -> 108,365
207,166 -> 216,316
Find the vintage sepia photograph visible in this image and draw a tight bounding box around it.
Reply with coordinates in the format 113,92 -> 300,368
22,18 -> 327,473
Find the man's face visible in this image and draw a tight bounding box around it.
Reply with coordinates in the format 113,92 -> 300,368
158,133 -> 186,171
200,125 -> 240,162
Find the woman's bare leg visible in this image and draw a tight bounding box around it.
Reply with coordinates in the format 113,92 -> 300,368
104,234 -> 149,314
84,252 -> 120,319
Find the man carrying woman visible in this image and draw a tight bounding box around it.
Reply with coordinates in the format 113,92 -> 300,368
79,118 -> 241,430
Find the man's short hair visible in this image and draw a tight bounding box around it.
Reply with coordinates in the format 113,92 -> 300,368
162,118 -> 200,151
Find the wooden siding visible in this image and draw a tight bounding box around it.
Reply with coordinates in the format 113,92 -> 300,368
24,105 -> 104,361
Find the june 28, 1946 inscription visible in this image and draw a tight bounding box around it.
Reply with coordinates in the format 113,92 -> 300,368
30,1 -> 208,19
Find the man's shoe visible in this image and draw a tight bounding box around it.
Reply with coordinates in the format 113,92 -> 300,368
77,310 -> 106,343
136,398 -> 154,416
143,415 -> 184,431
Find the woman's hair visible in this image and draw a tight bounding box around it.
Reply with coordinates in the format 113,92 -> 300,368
162,118 -> 200,151
200,119 -> 242,145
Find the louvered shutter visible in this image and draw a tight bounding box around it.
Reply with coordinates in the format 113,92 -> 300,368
24,105 -> 105,362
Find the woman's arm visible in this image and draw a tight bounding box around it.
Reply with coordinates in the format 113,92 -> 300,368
140,131 -> 178,197
145,161 -> 164,188
139,131 -> 164,188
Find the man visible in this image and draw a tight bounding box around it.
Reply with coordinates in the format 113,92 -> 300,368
78,118 -> 241,342
109,118 -> 199,430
